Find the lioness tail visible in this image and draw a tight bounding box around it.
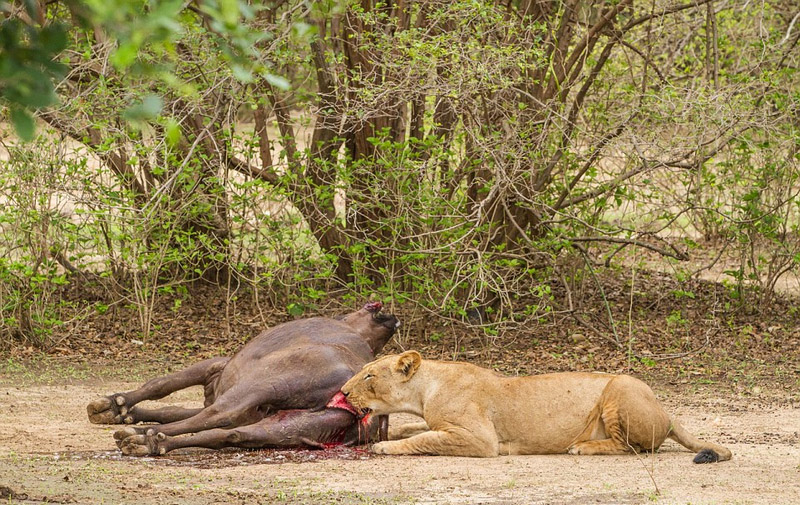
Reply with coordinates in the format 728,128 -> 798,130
668,418 -> 732,463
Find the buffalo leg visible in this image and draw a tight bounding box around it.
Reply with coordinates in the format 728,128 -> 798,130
341,414 -> 387,445
87,357 -> 228,424
114,364 -> 357,443
118,409 -> 357,456
114,379 -> 268,441
123,405 -> 204,424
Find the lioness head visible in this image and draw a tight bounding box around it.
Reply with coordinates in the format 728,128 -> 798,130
340,351 -> 423,416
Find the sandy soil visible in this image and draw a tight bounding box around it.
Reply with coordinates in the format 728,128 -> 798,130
0,377 -> 798,505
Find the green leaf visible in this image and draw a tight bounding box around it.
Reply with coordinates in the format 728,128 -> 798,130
218,0 -> 240,27
264,73 -> 290,90
111,41 -> 140,69
21,0 -> 39,22
39,24 -> 68,54
231,64 -> 254,83
164,118 -> 181,147
292,22 -> 315,38
123,95 -> 163,124
286,303 -> 304,317
10,107 -> 35,141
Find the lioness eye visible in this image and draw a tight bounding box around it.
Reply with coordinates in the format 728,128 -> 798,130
364,374 -> 373,381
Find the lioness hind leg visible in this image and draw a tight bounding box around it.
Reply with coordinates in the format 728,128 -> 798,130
568,375 -> 671,456
568,438 -> 633,456
568,402 -> 634,455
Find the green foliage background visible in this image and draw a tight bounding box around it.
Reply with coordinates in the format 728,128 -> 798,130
1,0 -> 799,347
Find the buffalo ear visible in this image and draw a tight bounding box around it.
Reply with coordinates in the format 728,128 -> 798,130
394,351 -> 422,381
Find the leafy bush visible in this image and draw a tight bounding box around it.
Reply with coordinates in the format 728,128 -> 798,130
1,0 -> 799,345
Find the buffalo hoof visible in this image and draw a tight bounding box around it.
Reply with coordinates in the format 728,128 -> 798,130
118,429 -> 167,457
87,394 -> 131,424
113,426 -> 149,448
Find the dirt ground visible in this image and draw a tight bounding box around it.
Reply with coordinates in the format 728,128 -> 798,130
1,368 -> 798,505
1,269 -> 799,504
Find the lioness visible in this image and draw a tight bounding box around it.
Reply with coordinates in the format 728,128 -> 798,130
340,351 -> 731,462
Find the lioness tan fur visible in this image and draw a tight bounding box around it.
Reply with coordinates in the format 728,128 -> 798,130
341,351 -> 732,462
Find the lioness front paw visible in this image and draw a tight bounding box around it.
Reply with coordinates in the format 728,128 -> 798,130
371,441 -> 393,454
567,445 -> 582,455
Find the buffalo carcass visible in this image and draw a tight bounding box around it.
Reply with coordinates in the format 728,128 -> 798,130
87,302 -> 399,456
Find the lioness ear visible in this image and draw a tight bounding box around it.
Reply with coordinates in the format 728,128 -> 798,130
394,351 -> 422,381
